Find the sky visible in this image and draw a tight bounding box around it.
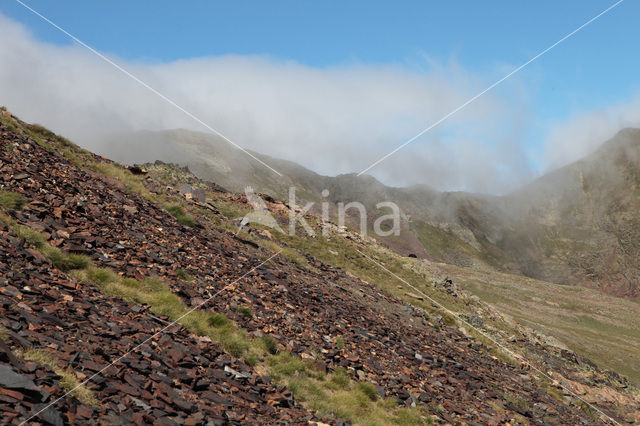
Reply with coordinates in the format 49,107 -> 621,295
0,0 -> 639,194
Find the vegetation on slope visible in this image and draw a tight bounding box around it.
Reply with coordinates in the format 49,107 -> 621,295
4,112 -> 638,421
0,187 -> 428,425
443,264 -> 640,384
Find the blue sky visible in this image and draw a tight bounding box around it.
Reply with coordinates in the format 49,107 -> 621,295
0,0 -> 638,192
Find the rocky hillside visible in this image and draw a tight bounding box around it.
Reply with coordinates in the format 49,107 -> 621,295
97,128 -> 640,298
489,128 -> 640,297
1,109 -> 639,424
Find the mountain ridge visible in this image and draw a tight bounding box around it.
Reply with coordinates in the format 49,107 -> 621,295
98,127 -> 640,297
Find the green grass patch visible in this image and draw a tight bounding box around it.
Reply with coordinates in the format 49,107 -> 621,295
74,266 -> 261,363
412,220 -> 473,261
236,305 -> 252,319
166,204 -> 196,227
215,201 -> 250,221
0,111 -> 21,135
85,266 -> 118,286
267,355 -> 430,425
41,246 -> 90,271
176,268 -> 194,281
261,335 -> 279,354
0,190 -> 26,210
28,124 -> 77,149
208,313 -> 229,327
329,366 -> 350,388
13,223 -> 47,248
0,112 -> 93,158
356,382 -> 379,401
0,212 -> 90,272
266,351 -> 311,382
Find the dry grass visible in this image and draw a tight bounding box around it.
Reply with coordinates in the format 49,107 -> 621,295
438,263 -> 640,385
90,162 -> 154,199
19,349 -> 98,407
0,211 -> 90,272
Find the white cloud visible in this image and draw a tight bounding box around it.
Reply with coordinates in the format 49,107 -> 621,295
541,97 -> 640,171
2,12 -> 636,195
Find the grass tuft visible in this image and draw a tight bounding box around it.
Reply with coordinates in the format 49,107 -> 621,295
39,245 -> 87,271
176,268 -> 194,281
21,349 -> 98,407
330,366 -> 350,388
356,382 -> 379,401
221,335 -> 250,358
236,305 -> 252,319
85,266 -> 118,286
266,351 -> 309,382
42,246 -> 90,271
261,335 -> 279,355
0,190 -> 26,210
208,313 -> 229,328
14,224 -> 46,248
166,205 -> 196,227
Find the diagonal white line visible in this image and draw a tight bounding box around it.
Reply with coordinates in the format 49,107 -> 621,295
357,0 -> 625,176
19,250 -> 282,426
14,0 -> 283,177
355,249 -> 619,425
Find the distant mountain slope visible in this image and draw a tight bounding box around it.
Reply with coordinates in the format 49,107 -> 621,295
493,128 -> 640,297
98,128 -> 640,298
